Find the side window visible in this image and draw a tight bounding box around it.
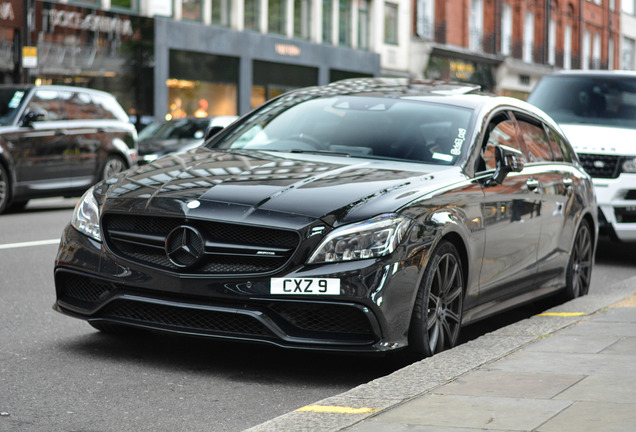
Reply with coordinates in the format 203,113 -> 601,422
546,127 -> 573,163
64,92 -> 103,120
25,90 -> 62,121
92,93 -> 128,121
516,118 -> 552,163
481,119 -> 524,171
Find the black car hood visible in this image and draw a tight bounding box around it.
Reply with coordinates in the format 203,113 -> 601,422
99,148 -> 459,228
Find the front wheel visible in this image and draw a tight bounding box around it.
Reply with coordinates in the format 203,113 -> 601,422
409,240 -> 465,358
563,220 -> 593,300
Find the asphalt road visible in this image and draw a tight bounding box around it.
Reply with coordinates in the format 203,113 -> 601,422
1,198 -> 635,432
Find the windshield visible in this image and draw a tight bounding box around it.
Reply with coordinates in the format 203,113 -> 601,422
209,96 -> 473,165
138,118 -> 211,141
528,75 -> 636,130
0,88 -> 28,125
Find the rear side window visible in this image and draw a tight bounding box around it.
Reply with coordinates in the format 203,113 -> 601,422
26,90 -> 63,121
63,91 -> 104,120
91,93 -> 129,121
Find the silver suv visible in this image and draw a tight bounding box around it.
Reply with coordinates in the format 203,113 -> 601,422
528,70 -> 636,242
0,85 -> 137,214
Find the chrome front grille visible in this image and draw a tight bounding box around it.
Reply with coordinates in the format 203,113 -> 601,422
102,214 -> 300,274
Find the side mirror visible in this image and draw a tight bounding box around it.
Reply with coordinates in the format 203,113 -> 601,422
486,144 -> 524,186
204,126 -> 224,141
21,110 -> 45,126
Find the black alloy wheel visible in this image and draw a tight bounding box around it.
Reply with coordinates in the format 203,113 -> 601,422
564,220 -> 593,300
409,240 -> 464,358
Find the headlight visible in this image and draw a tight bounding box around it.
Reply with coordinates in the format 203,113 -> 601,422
622,157 -> 636,173
307,214 -> 411,264
71,187 -> 102,242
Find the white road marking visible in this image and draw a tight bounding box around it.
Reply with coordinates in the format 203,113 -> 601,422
0,239 -> 60,250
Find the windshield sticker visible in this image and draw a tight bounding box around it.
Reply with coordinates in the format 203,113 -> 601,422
451,128 -> 467,156
8,91 -> 24,109
432,152 -> 453,162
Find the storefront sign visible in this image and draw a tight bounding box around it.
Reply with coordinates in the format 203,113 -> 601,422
48,8 -> 133,37
0,0 -> 21,26
275,43 -> 301,57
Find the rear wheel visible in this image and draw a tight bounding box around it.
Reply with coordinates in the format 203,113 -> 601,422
563,220 -> 593,300
409,240 -> 464,358
101,155 -> 127,180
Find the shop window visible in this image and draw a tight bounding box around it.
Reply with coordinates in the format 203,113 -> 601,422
211,0 -> 231,26
384,2 -> 398,45
339,0 -> 351,46
251,60 -> 318,109
268,0 -> 286,35
111,0 -> 136,9
245,0 -> 260,31
293,0 -> 311,39
182,0 -> 202,21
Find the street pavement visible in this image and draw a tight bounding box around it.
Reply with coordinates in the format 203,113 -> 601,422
247,276 -> 636,432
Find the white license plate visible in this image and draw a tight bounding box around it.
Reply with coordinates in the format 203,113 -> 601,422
270,278 -> 340,295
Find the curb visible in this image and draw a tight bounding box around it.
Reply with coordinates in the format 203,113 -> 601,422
245,279 -> 636,432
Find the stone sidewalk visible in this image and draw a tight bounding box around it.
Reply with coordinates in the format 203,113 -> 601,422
247,278 -> 636,432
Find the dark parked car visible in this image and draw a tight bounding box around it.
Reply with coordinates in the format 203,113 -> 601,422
0,85 -> 137,213
53,78 -> 597,357
138,116 -> 238,165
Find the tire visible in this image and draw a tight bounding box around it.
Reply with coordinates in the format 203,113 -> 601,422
101,155 -> 127,180
409,240 -> 464,358
0,163 -> 10,215
563,220 -> 593,300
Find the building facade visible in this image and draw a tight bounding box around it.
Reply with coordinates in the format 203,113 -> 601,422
2,0 -> 418,122
410,0 -> 622,98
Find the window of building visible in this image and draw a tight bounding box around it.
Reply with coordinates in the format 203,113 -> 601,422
384,2 -> 398,45
251,61 -> 318,109
501,3 -> 512,56
211,0 -> 231,26
609,38 -> 614,69
548,19 -> 556,65
564,24 -> 572,69
111,0 -> 137,9
469,0 -> 483,51
268,0 -> 286,35
339,0 -> 352,46
416,0 -> 434,39
293,0 -> 311,39
245,0 -> 260,31
623,0 -> 635,15
583,30 -> 591,69
523,11 -> 534,63
323,0 -> 333,43
622,37 -> 635,70
182,0 -> 202,21
592,32 -> 601,69
358,0 -> 370,49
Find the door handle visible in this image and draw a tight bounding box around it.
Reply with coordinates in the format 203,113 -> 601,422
526,178 -> 540,192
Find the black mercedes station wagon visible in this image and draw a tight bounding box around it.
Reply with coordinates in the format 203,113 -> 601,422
53,78 -> 597,357
0,85 -> 137,214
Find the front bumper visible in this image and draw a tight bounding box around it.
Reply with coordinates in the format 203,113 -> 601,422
54,225 -> 421,352
593,173 -> 636,242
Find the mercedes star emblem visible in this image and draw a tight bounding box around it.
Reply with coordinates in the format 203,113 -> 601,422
165,225 -> 204,268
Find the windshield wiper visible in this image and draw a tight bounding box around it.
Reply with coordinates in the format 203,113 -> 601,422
289,149 -> 351,157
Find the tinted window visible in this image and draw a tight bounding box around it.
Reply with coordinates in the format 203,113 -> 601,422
528,74 -> 636,130
26,90 -> 63,121
91,93 -> 129,121
211,96 -> 473,165
64,92 -> 104,120
0,88 -> 28,125
516,118 -> 552,163
546,127 -> 573,163
481,119 -> 523,171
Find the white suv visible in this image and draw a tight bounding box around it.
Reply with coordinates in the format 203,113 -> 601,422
528,70 -> 636,242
